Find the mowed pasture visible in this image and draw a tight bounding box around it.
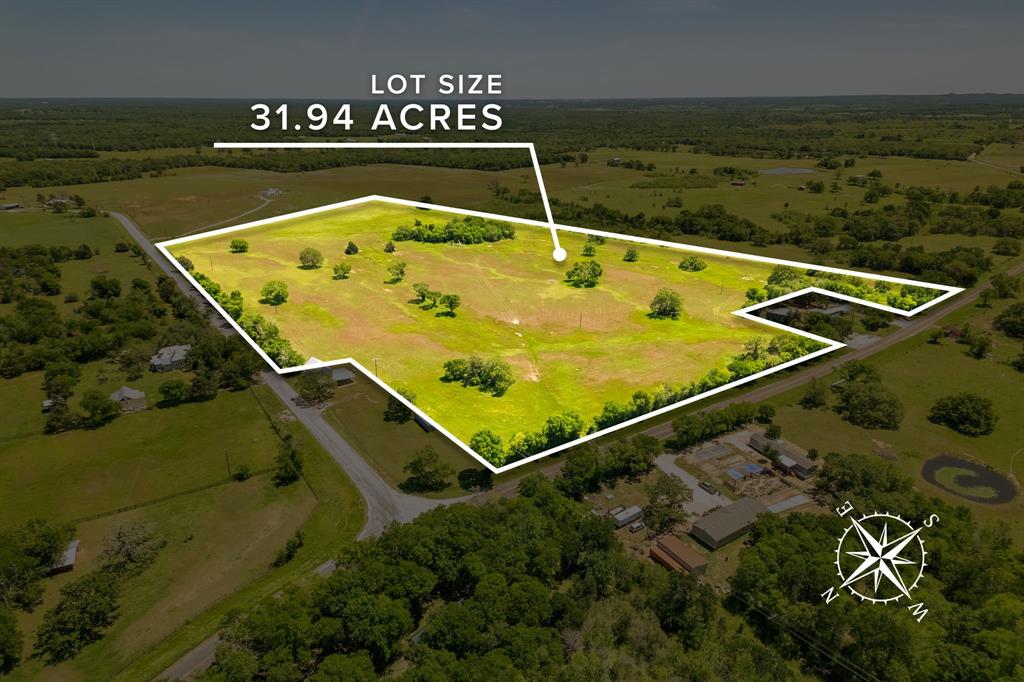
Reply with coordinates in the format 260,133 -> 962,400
170,201 -> 789,449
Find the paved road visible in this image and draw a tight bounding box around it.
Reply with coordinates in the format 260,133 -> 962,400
654,454 -> 728,515
640,260 -> 1024,441
110,213 -> 469,681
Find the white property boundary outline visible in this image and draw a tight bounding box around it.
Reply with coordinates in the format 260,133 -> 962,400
155,143 -> 962,474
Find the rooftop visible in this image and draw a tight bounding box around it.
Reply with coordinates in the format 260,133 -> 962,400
692,497 -> 768,542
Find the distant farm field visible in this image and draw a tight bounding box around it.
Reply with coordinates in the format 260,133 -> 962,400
169,201 -> 791,456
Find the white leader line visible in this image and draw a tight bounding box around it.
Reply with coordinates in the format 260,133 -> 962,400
158,192 -> 960,474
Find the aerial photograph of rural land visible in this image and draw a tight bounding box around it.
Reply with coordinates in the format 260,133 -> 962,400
1,2 -> 1023,681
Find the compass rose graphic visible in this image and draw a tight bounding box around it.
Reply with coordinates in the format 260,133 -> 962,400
835,512 -> 926,604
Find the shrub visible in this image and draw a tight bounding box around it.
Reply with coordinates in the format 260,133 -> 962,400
623,246 -> 640,262
230,239 -> 249,253
565,261 -> 602,288
332,263 -> 352,279
299,247 -> 324,269
345,241 -> 359,255
649,288 -> 682,319
678,255 -> 707,272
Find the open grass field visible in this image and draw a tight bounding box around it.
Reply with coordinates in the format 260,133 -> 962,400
543,147 -> 1018,232
168,201 -> 790,455
3,164 -> 537,240
766,297 -> 1024,540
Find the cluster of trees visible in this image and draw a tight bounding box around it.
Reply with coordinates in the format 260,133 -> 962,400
191,270 -> 303,367
565,260 -> 602,287
32,523 -> 164,665
469,410 -> 585,465
592,336 -> 818,433
825,361 -> 904,430
0,247 -> 261,432
441,356 -> 514,396
929,392 -> 999,436
411,283 -> 460,314
0,242 -> 97,303
392,216 -> 515,245
557,434 -> 664,498
994,302 -> 1024,338
847,243 -> 992,287
608,157 -> 656,170
746,265 -> 940,311
196,474 -> 794,681
668,402 -> 774,449
733,452 -> 1024,681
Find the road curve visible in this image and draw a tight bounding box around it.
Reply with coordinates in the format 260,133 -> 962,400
109,212 -> 469,681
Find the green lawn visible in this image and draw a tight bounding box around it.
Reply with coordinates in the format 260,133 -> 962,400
767,297 -> 1024,539
321,375 -> 480,497
169,201 -> 786,454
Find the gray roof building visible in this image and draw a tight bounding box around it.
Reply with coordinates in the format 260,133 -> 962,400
611,505 -> 643,529
150,344 -> 191,372
749,433 -> 817,478
690,497 -> 768,550
110,386 -> 147,412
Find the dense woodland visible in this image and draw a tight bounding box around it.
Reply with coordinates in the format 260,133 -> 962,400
189,446 -> 1024,682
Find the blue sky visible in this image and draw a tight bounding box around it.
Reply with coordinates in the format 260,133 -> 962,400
2,1 -> 1021,98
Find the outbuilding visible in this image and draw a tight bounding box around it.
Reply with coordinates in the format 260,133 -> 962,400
690,497 -> 767,550
611,505 -> 643,529
49,539 -> 80,575
110,386 -> 147,412
656,535 -> 708,575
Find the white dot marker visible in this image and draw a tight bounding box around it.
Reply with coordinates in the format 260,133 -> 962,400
552,247 -> 567,262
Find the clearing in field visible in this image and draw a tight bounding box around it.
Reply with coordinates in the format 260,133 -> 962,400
161,197 -> 956,471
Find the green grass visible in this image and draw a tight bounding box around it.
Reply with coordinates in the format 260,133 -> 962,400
321,375 -> 480,497
766,297 -> 1024,540
170,201 -> 786,452
543,147 -> 1017,234
7,385 -> 365,682
3,164 -> 538,240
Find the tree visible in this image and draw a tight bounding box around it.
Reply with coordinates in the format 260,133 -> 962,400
387,261 -> 407,283
644,474 -> 692,536
582,243 -> 596,257
299,247 -> 324,269
834,380 -> 904,430
33,572 -> 120,664
384,241 -> 396,253
229,239 -> 249,253
402,447 -> 454,492
991,273 -> 1020,299
295,370 -> 335,405
345,241 -> 359,255
99,523 -> 164,578
425,289 -> 442,308
968,333 -> 992,359
89,275 -> 121,299
158,378 -> 190,406
469,430 -> 505,465
765,423 -> 782,439
79,390 -> 120,428
994,303 -> 1024,338
273,435 -> 304,486
565,261 -> 602,288
331,262 -> 352,279
384,388 -> 415,423
543,411 -> 584,447
800,378 -> 828,409
0,607 -> 19,674
0,520 -> 71,612
260,280 -> 289,306
649,288 -> 682,319
623,246 -> 640,262
412,283 -> 430,303
440,293 -> 461,315
1013,345 -> 1024,372
176,255 -> 193,272
678,255 -> 707,272
929,393 -> 998,436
